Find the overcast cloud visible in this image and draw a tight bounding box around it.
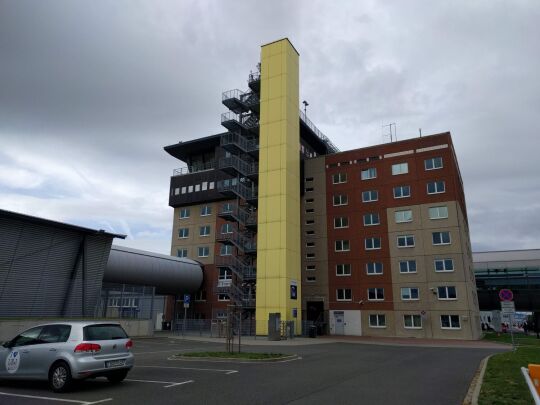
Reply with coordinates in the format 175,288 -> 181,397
1,0 -> 539,254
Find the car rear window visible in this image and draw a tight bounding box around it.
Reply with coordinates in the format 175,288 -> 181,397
83,324 -> 128,341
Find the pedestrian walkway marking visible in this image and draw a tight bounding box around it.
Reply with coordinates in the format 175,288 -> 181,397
125,378 -> 194,388
0,392 -> 112,404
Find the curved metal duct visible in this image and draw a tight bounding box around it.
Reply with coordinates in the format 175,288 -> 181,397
104,245 -> 203,294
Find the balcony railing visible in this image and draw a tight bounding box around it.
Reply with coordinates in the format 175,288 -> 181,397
299,109 -> 339,153
221,132 -> 259,154
172,161 -> 215,176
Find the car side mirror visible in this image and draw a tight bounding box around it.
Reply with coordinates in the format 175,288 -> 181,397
2,340 -> 13,349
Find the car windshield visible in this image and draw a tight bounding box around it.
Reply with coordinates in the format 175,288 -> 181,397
83,324 -> 128,341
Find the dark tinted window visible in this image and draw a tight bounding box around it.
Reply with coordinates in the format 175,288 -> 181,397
12,326 -> 43,347
39,325 -> 71,343
84,324 -> 128,341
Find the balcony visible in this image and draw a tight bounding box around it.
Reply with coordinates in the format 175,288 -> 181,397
216,230 -> 257,254
222,89 -> 260,114
172,161 -> 215,177
220,132 -> 259,157
217,178 -> 258,205
218,203 -> 256,228
221,112 -> 259,134
218,156 -> 258,179
215,255 -> 256,280
299,109 -> 339,154
248,71 -> 260,93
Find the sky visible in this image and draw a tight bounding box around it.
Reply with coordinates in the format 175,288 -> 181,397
1,0 -> 539,254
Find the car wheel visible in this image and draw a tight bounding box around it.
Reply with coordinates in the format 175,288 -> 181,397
107,369 -> 129,384
49,361 -> 73,393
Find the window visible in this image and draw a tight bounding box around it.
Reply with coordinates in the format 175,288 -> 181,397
194,290 -> 207,301
440,315 -> 461,329
425,157 -> 443,170
305,208 -> 314,213
437,286 -> 457,300
363,213 -> 380,226
432,231 -> 451,245
361,168 -> 377,180
429,206 -> 448,220
306,253 -> 316,259
305,187 -> 314,192
218,268 -> 231,280
38,325 -> 72,344
395,210 -> 413,223
179,208 -> 190,218
435,259 -> 454,272
195,184 -> 200,192
336,264 -> 351,276
306,276 -> 316,283
202,181 -> 208,191
399,260 -> 417,273
200,205 -> 212,216
221,223 -> 234,234
332,173 -> 347,184
392,162 -> 409,175
197,246 -> 210,257
336,289 -> 352,301
306,219 -> 315,225
369,314 -> 386,328
177,248 -> 188,258
427,181 -> 445,194
368,288 -> 384,301
178,228 -> 189,238
220,244 -> 232,256
306,265 -> 316,271
335,240 -> 350,252
181,186 -> 187,194
366,262 -> 383,275
306,230 -> 315,236
334,217 -> 349,228
306,241 -> 315,247
397,235 -> 415,248
404,315 -> 422,329
218,294 -> 230,301
174,188 -> 179,196
401,287 -> 419,300
365,237 -> 381,250
393,185 -> 411,198
305,177 -> 314,182
209,181 -> 215,190
199,225 -> 211,237
362,190 -> 378,202
306,198 -> 314,204
333,194 -> 348,206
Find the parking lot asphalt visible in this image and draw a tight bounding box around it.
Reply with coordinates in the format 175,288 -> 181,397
0,337 -> 506,405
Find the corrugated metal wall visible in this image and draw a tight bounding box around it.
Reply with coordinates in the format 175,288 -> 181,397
0,217 -> 113,317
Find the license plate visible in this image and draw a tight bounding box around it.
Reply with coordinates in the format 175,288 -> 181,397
105,360 -> 126,368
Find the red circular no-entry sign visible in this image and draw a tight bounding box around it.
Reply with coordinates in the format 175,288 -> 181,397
499,289 -> 513,301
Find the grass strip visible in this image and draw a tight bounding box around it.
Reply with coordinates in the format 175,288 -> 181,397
179,351 -> 287,360
483,332 -> 540,347
478,346 -> 540,405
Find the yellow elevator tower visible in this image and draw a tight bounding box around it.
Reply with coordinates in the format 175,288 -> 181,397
255,38 -> 301,335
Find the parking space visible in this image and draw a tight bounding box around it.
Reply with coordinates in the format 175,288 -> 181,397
0,337 -> 505,404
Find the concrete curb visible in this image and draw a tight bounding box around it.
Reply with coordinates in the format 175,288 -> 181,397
170,353 -> 299,363
463,354 -> 492,405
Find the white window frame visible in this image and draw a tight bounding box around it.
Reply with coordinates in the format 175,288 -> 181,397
404,315 -> 422,329
397,235 -> 415,248
197,246 -> 209,258
363,213 -> 380,226
367,288 -> 384,301
425,157 -> 443,170
432,231 -> 451,245
336,264 -> 352,277
429,206 -> 449,220
399,260 -> 417,273
306,276 -> 316,283
218,294 -> 230,302
332,172 -> 347,184
221,223 -> 234,234
401,287 -> 420,301
306,265 -> 316,271
179,208 -> 190,219
361,167 -> 377,180
306,252 -> 316,259
336,288 -> 352,301
369,314 -> 386,328
334,216 -> 349,229
434,259 -> 454,272
391,162 -> 409,175
177,248 -> 188,258
427,181 -> 446,195
220,244 -> 232,256
437,286 -> 457,300
395,210 -> 413,223
362,190 -> 379,202
181,186 -> 187,194
335,240 -> 350,252
199,225 -> 211,237
333,194 -> 348,206
366,262 -> 383,275
178,228 -> 189,238
393,185 -> 411,199
200,205 -> 212,216
440,314 -> 461,329
365,237 -> 381,250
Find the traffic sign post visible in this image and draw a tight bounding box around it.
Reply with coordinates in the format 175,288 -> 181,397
499,289 -> 516,350
183,294 -> 190,337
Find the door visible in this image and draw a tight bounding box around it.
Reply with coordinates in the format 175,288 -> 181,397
334,312 -> 345,335
30,325 -> 72,377
0,325 -> 44,378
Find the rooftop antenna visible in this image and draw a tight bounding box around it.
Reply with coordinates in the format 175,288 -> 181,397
382,123 -> 396,142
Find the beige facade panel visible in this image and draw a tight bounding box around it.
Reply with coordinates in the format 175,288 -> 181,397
171,202 -> 217,265
361,311 -> 396,337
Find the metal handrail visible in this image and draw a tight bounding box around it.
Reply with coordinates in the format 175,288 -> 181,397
222,89 -> 244,101
218,156 -> 258,177
299,109 -> 339,153
220,132 -> 259,153
173,161 -> 215,176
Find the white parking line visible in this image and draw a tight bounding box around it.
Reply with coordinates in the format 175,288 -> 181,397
125,379 -> 194,388
137,365 -> 238,375
0,391 -> 112,404
133,347 -> 207,355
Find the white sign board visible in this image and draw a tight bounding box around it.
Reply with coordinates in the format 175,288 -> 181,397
501,301 -> 515,314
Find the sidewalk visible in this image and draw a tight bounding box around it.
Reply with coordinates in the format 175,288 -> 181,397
156,332 -> 510,349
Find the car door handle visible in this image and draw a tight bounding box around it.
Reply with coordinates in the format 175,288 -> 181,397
49,348 -> 57,352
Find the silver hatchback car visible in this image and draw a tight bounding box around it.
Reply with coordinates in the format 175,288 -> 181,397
0,321 -> 134,392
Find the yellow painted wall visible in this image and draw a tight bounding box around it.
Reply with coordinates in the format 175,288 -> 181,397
256,39 -> 301,334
